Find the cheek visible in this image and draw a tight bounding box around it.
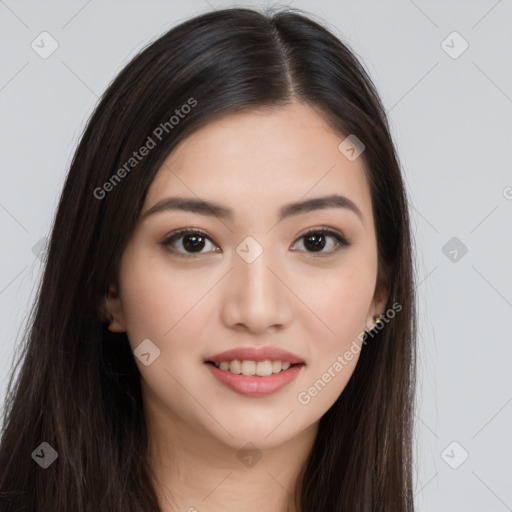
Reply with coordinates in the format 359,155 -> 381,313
293,252 -> 377,342
117,248 -> 199,348
117,249 -> 224,378
117,252 -> 212,407
293,264 -> 375,414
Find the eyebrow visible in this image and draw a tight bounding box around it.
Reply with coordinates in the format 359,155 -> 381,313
141,194 -> 364,223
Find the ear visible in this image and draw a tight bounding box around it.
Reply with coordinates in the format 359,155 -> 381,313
365,283 -> 388,331
100,283 -> 127,333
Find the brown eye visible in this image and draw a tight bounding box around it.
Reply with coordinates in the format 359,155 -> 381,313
162,229 -> 219,257
292,228 -> 349,255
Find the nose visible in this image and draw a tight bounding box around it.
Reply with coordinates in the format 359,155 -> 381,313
220,247 -> 293,335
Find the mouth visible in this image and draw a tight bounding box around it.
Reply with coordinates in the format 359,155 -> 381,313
204,359 -> 305,397
204,346 -> 305,396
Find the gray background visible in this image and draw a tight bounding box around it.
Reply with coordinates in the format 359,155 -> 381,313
1,0 -> 511,510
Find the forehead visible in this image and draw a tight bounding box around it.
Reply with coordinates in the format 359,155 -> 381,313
144,101 -> 373,227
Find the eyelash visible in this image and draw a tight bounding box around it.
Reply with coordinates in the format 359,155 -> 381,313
161,226 -> 350,259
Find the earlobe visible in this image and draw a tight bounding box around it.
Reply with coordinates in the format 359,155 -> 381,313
366,285 -> 389,332
101,284 -> 126,333
107,321 -> 125,333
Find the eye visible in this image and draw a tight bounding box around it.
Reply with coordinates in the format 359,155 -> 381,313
291,227 -> 350,255
161,228 -> 220,257
161,226 -> 350,258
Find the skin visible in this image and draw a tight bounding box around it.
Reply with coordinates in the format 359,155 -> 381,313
103,100 -> 387,512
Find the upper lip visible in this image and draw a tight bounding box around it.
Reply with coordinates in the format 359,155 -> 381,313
206,346 -> 305,364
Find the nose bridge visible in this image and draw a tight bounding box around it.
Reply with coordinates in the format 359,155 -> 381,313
221,238 -> 291,331
235,241 -> 280,304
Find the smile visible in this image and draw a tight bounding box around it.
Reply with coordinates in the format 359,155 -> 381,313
204,360 -> 305,397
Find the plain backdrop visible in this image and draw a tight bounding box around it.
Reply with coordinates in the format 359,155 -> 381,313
1,1 -> 511,510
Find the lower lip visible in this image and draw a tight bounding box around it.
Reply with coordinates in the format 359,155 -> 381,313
205,363 -> 304,397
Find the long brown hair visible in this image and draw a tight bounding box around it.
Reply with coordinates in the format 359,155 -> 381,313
0,7 -> 416,511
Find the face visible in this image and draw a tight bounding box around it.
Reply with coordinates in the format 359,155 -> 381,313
104,100 -> 387,451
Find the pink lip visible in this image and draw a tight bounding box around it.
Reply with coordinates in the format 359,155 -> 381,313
205,363 -> 304,397
206,346 -> 305,364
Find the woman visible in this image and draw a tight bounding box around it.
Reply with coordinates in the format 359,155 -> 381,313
0,6 -> 417,512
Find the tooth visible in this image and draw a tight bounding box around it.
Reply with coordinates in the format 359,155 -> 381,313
210,359 -> 295,375
272,360 -> 282,373
241,360 -> 256,376
256,360 -> 273,377
230,359 -> 242,374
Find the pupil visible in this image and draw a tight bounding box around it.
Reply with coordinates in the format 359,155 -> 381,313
183,234 -> 205,252
305,233 -> 325,252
